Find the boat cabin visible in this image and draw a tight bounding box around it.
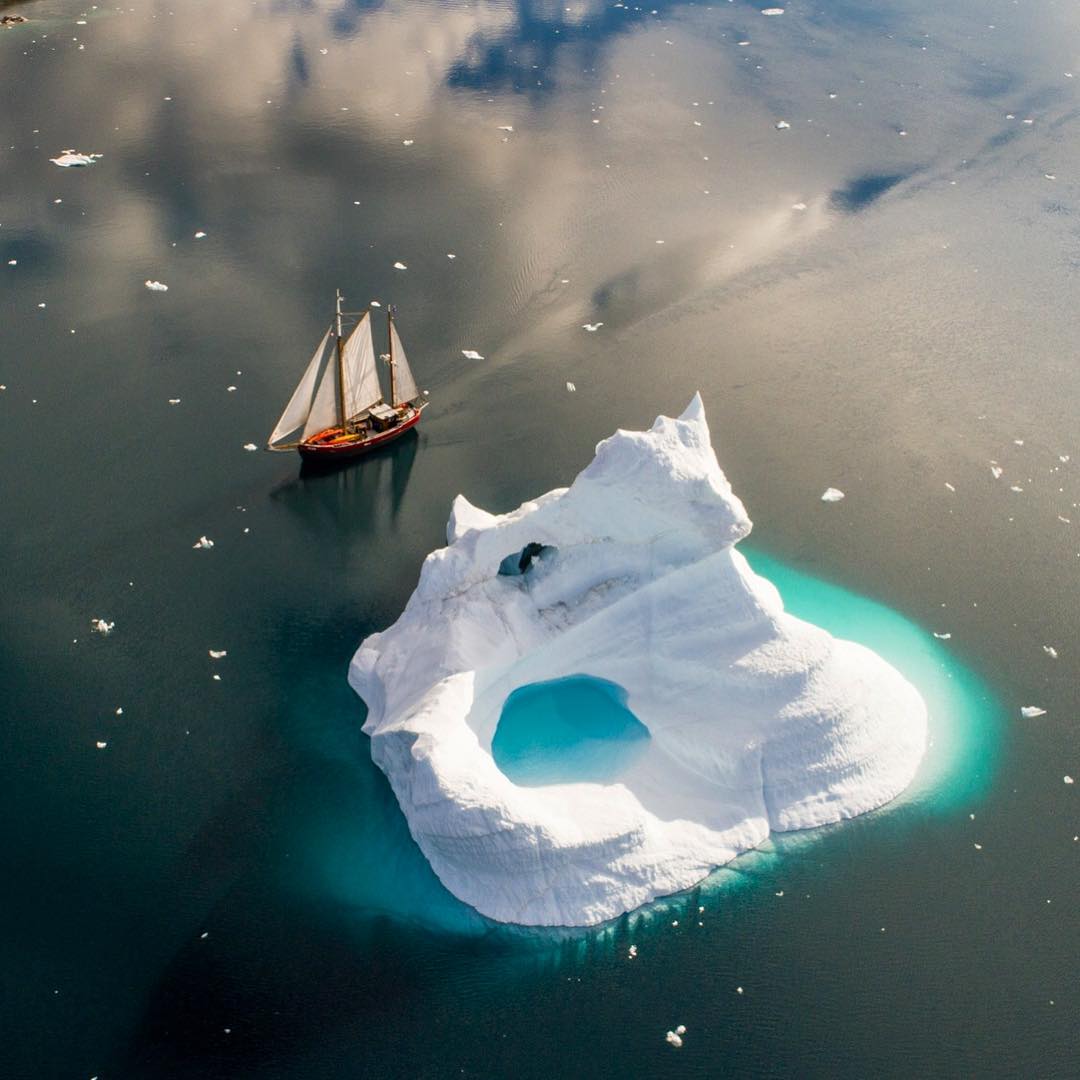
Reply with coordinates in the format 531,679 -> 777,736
368,402 -> 399,431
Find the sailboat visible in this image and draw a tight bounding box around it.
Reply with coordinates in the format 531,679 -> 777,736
266,292 -> 428,462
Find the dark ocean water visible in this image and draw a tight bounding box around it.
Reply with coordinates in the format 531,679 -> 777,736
3,0 -> 1079,1075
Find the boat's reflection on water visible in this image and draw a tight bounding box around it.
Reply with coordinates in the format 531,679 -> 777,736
269,427 -> 421,538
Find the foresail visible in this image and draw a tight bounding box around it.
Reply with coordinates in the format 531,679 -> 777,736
268,328 -> 334,446
302,339 -> 343,439
390,321 -> 419,405
342,312 -> 383,418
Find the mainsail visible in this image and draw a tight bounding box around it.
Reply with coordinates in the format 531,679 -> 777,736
342,312 -> 382,419
390,320 -> 419,405
267,327 -> 336,447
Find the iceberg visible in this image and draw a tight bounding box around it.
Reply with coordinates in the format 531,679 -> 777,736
349,396 -> 928,926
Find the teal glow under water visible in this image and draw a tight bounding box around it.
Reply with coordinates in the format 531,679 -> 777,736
308,547 -> 1001,941
491,675 -> 650,786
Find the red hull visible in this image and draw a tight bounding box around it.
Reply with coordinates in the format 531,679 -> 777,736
298,406 -> 422,462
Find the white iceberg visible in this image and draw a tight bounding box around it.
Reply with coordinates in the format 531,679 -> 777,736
349,396 -> 928,926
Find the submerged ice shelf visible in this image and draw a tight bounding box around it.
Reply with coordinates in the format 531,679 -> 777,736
349,396 -> 929,926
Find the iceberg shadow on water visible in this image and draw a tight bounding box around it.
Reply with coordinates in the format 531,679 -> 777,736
491,675 -> 651,786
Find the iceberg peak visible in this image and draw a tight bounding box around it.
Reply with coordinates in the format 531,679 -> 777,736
350,398 -> 928,926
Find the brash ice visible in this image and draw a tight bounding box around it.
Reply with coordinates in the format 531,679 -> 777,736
349,397 -> 928,926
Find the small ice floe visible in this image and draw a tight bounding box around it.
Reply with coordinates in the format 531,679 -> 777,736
50,150 -> 102,167
209,649 -> 227,659
973,842 -> 982,850
402,139 -> 414,146
775,120 -> 791,130
1020,706 -> 1046,719
192,535 -> 214,550
168,398 -> 181,405
226,385 -> 237,392
1043,645 -> 1059,659
990,465 -> 1003,479
243,442 -> 257,451
1064,775 -> 1074,785
90,618 -> 115,635
628,944 -> 637,958
96,741 -> 108,749
820,487 -> 845,502
736,986 -> 744,995
761,6 -> 784,13
665,1027 -> 685,1048
582,322 -> 603,332
566,381 -> 576,392
194,231 -> 207,239
212,673 -> 222,681
461,349 -> 484,360
933,632 -> 952,640
144,280 -> 168,291
393,261 -> 407,270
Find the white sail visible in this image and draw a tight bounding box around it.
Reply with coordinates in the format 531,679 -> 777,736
390,320 -> 419,405
342,312 -> 383,418
268,327 -> 335,446
302,339 -> 344,439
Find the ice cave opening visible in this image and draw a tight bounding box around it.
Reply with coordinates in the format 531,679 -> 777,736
497,542 -> 557,577
491,674 -> 651,786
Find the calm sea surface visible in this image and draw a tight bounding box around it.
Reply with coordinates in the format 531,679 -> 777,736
3,0 -> 1079,1075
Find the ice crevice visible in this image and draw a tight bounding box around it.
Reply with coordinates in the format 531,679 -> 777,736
349,394 -> 928,926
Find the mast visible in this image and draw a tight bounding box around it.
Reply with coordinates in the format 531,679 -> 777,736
387,305 -> 396,407
335,289 -> 347,428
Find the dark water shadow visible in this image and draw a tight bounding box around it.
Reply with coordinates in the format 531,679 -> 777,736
830,170 -> 917,213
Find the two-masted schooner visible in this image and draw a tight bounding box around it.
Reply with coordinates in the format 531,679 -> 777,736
266,292 -> 427,462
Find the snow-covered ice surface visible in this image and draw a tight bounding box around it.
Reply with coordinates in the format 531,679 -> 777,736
349,396 -> 928,926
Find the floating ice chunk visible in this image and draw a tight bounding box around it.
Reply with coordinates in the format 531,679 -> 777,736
96,741 -> 108,749
1021,706 -> 1046,718
462,349 -> 484,360
402,139 -> 414,146
194,231 -> 206,238
144,280 -> 168,291
209,649 -> 227,659
192,536 -> 214,550
90,618 -> 114,635
675,1025 -> 686,1035
243,443 -> 257,451
1065,776 -> 1074,784
393,261 -> 407,270
50,150 -> 102,167
1043,645 -> 1058,659
933,632 -> 951,640
566,381 -> 577,392
582,322 -> 604,332
665,1031 -> 683,1048
775,120 -> 791,130
820,487 -> 845,502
